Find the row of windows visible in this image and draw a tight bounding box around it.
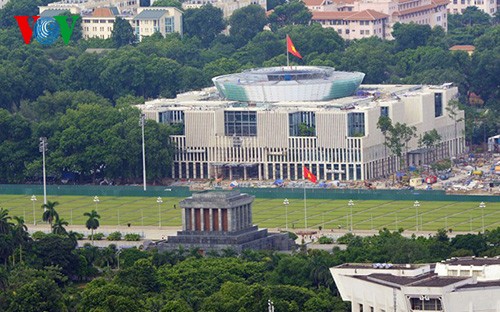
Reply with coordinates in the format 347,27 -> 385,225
224,111 -> 257,136
84,26 -> 112,32
82,19 -> 114,24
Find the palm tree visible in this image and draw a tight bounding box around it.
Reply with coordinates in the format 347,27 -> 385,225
52,217 -> 69,236
42,201 -> 60,227
0,208 -> 13,235
12,216 -> 30,264
84,210 -> 101,245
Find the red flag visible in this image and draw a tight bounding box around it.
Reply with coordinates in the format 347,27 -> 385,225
303,166 -> 317,183
286,34 -> 302,59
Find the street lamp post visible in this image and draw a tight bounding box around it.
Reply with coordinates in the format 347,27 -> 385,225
348,200 -> 354,232
414,200 -> 420,232
157,197 -> 163,228
93,196 -> 100,211
140,114 -> 147,191
267,299 -> 275,312
31,195 -> 37,225
283,198 -> 289,230
479,202 -> 486,232
39,137 -> 48,205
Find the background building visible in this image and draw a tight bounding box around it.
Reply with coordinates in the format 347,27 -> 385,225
179,0 -> 267,18
132,7 -> 183,41
330,257 -> 500,311
0,0 -> 9,10
138,66 -> 465,182
308,0 -> 449,40
447,0 -> 497,15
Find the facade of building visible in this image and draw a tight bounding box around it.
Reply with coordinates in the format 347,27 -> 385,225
309,0 -> 449,40
180,0 -> 267,18
132,7 -> 183,41
39,0 -> 139,16
330,257 -> 500,312
447,0 -> 497,15
81,7 -> 123,39
156,191 -> 295,252
312,10 -> 389,39
138,66 -> 465,182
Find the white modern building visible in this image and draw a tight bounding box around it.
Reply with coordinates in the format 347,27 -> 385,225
138,66 -> 465,181
39,0 -> 139,15
331,257 -> 500,312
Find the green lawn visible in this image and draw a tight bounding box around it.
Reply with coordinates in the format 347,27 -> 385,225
1,195 -> 499,232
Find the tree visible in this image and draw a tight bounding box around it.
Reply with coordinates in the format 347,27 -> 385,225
183,4 -> 226,46
445,100 -> 464,155
112,17 -> 136,47
392,22 -> 432,51
229,5 -> 267,47
419,129 -> 441,162
0,208 -> 13,235
84,210 -> 100,245
268,0 -> 312,31
385,123 -> 416,170
377,116 -> 394,176
12,216 -> 30,264
151,0 -> 182,9
41,201 -> 59,227
51,217 -> 69,236
6,277 -> 66,312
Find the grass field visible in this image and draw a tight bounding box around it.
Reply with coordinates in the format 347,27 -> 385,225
1,195 -> 499,232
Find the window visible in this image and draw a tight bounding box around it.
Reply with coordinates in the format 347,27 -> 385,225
224,111 -> 257,136
289,112 -> 316,136
360,30 -> 364,34
366,30 -> 370,35
348,112 -> 365,137
434,93 -> 443,117
165,17 -> 174,33
410,297 -> 443,311
380,106 -> 389,117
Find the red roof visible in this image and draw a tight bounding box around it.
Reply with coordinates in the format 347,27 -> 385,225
312,9 -> 389,21
449,45 -> 475,52
92,7 -> 116,17
303,0 -> 325,6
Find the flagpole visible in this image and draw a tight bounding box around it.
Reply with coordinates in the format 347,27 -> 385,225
286,36 -> 290,67
304,182 -> 307,229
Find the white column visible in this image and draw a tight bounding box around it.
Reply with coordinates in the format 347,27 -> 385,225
209,208 -> 213,231
218,208 -> 222,231
200,208 -> 204,231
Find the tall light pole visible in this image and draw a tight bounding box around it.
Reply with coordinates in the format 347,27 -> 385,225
414,200 -> 420,232
140,114 -> 147,191
348,200 -> 354,232
479,202 -> 486,232
283,198 -> 289,230
93,196 -> 100,211
157,197 -> 163,228
31,195 -> 37,225
268,299 -> 275,312
39,137 -> 47,205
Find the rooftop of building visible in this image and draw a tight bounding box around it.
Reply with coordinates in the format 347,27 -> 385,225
134,9 -> 169,20
354,272 -> 469,288
40,9 -> 70,17
449,45 -> 476,52
138,82 -> 454,112
441,256 -> 500,266
312,9 -> 389,20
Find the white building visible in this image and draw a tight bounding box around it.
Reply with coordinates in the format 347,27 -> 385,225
81,7 -> 126,39
331,257 -> 500,312
131,7 -> 183,41
138,66 -> 465,181
447,0 -> 497,15
180,0 -> 267,18
39,0 -> 139,15
308,0 -> 450,40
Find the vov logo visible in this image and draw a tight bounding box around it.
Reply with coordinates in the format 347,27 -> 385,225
14,15 -> 79,45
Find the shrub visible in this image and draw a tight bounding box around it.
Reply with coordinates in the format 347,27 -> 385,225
287,231 -> 298,241
89,233 -> 104,240
318,236 -> 334,244
107,231 -> 122,241
71,232 -> 85,240
31,231 -> 47,240
124,233 -> 141,241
